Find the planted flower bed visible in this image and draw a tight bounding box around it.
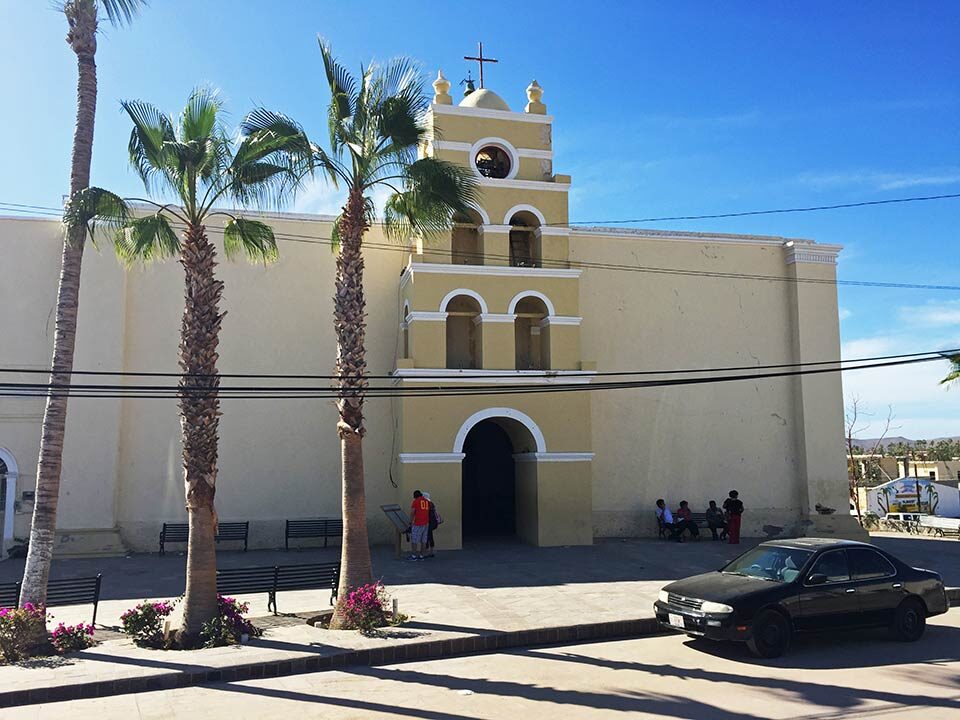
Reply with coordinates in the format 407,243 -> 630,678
0,604 -> 96,662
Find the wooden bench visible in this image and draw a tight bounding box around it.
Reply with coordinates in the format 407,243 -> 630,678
0,574 -> 102,625
159,521 -> 250,555
215,562 -> 340,614
285,518 -> 343,550
657,510 -> 710,539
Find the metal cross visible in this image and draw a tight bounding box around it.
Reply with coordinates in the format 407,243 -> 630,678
464,42 -> 498,89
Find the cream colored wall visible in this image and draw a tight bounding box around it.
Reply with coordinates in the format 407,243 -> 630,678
0,217 -> 126,545
575,231 -> 842,538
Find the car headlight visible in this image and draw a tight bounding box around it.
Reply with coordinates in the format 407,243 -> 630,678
658,590 -> 669,603
700,601 -> 734,614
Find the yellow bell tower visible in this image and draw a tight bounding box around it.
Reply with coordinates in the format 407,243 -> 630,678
392,68 -> 594,549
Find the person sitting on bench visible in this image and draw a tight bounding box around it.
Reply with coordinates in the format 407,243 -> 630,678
675,500 -> 700,539
705,499 -> 728,541
655,499 -> 683,542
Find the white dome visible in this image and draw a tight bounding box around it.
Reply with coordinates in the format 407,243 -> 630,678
459,88 -> 511,111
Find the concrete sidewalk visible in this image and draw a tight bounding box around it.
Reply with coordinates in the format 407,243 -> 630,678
0,534 -> 957,707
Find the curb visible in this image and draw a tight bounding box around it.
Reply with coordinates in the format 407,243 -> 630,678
0,616 -> 663,708
948,587 -> 960,604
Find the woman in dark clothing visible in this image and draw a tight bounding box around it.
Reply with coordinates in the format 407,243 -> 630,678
723,490 -> 744,544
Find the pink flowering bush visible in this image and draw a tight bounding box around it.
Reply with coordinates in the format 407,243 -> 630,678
50,622 -> 95,653
334,582 -> 394,634
200,595 -> 262,648
120,600 -> 176,648
0,604 -> 49,661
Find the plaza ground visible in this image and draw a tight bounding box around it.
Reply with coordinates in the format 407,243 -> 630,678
0,533 -> 958,709
7,610 -> 960,719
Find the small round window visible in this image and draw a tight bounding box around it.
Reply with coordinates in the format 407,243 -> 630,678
475,145 -> 512,179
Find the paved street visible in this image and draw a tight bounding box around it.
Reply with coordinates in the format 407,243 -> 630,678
8,610 -> 960,719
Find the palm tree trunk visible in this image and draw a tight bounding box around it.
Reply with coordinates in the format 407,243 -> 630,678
20,1 -> 99,609
177,223 -> 224,644
329,188 -> 373,628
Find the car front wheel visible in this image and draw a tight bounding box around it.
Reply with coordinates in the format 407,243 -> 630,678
891,598 -> 926,642
746,609 -> 791,658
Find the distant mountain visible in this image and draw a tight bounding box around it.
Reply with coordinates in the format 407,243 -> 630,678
850,435 -> 960,449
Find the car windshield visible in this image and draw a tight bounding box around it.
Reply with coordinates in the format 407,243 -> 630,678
721,545 -> 814,583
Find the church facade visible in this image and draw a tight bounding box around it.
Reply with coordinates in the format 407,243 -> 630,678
0,74 -> 864,556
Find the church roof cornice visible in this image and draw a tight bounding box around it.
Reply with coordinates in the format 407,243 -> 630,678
431,103 -> 554,124
571,225 -> 826,248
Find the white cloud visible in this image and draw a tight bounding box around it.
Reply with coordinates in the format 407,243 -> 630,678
839,307 -> 852,321
897,300 -> 960,328
839,325 -> 960,438
292,177 -> 395,220
796,169 -> 960,192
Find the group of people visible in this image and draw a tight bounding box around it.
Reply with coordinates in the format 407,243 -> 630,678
407,489 -> 443,561
655,490 -> 744,544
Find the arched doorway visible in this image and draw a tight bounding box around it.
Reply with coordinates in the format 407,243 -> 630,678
462,420 -> 516,538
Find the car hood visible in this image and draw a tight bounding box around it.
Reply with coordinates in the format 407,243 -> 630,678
664,571 -> 781,603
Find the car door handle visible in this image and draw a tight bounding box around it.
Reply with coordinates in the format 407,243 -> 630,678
845,588 -> 856,593
892,583 -> 903,589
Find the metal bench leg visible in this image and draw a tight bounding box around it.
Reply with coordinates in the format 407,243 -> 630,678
268,591 -> 277,616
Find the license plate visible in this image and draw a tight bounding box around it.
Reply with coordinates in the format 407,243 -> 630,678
668,613 -> 686,629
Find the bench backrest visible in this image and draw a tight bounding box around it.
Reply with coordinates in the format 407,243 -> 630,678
0,582 -> 20,608
161,523 -> 189,542
275,562 -> 340,593
216,521 -> 249,540
0,576 -> 100,609
216,566 -> 278,595
286,518 -> 342,537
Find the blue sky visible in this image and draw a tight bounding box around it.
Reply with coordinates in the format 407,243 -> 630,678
2,1 -> 958,438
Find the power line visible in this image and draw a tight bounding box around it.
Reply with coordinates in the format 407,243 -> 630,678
556,192 -> 960,226
4,201 -> 960,292
0,353 -> 950,400
0,348 -> 953,381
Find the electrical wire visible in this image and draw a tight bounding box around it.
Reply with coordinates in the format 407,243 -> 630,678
0,353 -> 950,400
3,201 -> 959,292
0,348 -> 954,381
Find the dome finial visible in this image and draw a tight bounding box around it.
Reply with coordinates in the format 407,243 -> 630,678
525,80 -> 546,114
433,70 -> 452,105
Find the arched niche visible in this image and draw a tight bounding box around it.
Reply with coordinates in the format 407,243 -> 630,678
445,294 -> 483,369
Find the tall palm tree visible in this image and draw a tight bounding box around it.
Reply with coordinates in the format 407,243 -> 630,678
313,41 -> 479,628
69,88 -> 313,642
20,0 -> 147,609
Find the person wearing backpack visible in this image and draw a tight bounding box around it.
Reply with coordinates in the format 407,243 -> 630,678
423,491 -> 443,558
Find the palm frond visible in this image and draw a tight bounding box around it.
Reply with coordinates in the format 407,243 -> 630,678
318,37 -> 356,150
121,99 -> 177,195
180,86 -> 224,143
62,186 -> 130,247
223,218 -> 279,263
382,157 -> 479,241
114,212 -> 180,265
99,0 -> 147,27
940,355 -> 960,387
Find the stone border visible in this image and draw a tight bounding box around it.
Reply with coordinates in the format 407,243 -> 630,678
5,588 -> 958,708
0,617 -> 662,708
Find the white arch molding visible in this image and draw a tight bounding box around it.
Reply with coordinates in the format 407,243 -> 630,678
439,288 -> 489,314
453,408 -> 547,453
470,137 -> 521,181
503,203 -> 546,226
466,203 -> 491,226
507,290 -> 557,317
0,447 -> 18,553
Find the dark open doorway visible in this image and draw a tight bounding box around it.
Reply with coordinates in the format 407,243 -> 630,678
462,419 -> 516,538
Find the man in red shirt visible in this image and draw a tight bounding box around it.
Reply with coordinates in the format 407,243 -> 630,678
408,490 -> 431,561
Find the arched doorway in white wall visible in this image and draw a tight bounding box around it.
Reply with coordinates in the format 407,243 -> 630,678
454,409 -> 544,543
0,448 -> 18,557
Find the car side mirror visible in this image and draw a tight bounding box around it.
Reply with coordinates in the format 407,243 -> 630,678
807,573 -> 827,586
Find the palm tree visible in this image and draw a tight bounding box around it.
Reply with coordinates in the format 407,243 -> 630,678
20,0 -> 147,610
313,41 -> 478,627
940,354 -> 960,387
69,88 -> 312,642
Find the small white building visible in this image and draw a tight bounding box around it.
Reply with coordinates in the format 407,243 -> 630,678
866,477 -> 960,518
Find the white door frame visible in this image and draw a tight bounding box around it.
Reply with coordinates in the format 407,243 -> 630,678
0,448 -> 18,559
